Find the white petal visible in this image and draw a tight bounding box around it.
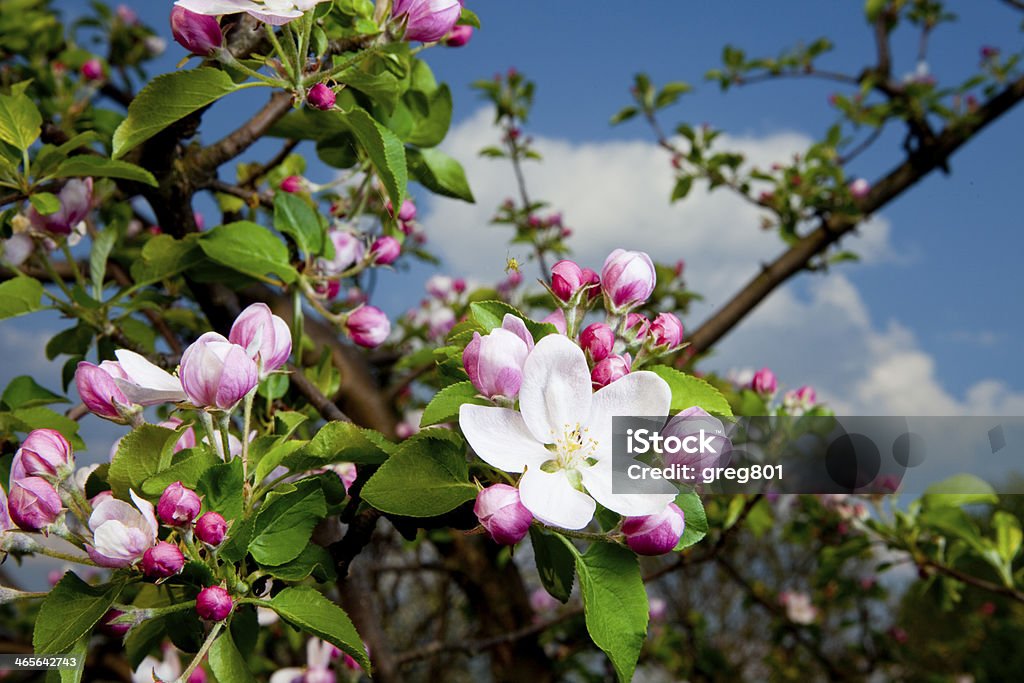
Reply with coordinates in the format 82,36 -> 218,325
174,0 -> 258,15
586,370 -> 671,461
581,462 -> 676,517
130,490 -> 159,540
459,405 -> 551,473
519,467 -> 596,530
269,669 -> 305,683
519,335 -> 592,443
115,350 -> 185,398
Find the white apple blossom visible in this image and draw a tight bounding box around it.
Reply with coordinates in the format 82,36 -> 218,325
175,0 -> 331,26
112,349 -> 187,405
459,334 -> 677,530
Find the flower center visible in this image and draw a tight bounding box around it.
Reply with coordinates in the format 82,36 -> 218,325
545,423 -> 598,471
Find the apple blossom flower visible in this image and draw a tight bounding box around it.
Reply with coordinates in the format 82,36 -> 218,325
591,354 -> 630,389
389,199 -> 417,222
624,313 -> 650,341
159,418 -> 198,453
779,591 -> 817,624
345,306 -> 391,348
0,484 -> 13,534
580,323 -> 614,362
750,367 -> 777,395
783,385 -> 817,414
170,6 -> 223,56
87,491 -> 159,567
27,178 -> 92,235
529,588 -> 559,613
392,0 -> 464,43
463,314 -> 534,400
331,462 -> 358,493
81,59 -> 104,82
229,302 -> 292,375
3,234 -> 33,266
157,482 -> 202,526
849,177 -> 870,199
174,0 -> 332,27
180,332 -> 259,409
662,407 -> 731,472
621,502 -> 685,555
370,235 -> 401,265
196,585 -> 233,621
474,484 -> 533,545
132,646 -> 181,683
459,335 -> 676,529
541,309 -> 566,334
11,429 -> 73,480
648,596 -> 668,622
307,83 -> 336,110
195,511 -> 227,546
649,312 -> 684,348
112,349 -> 188,405
445,23 -> 473,47
141,541 -> 186,578
75,360 -> 137,422
270,638 -> 339,683
425,274 -> 455,300
8,477 -> 62,531
550,260 -> 586,301
602,249 -> 656,311
317,230 -> 365,275
279,175 -> 303,193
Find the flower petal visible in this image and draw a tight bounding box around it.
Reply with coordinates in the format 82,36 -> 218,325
581,461 -> 676,517
519,467 -> 596,530
519,334 -> 591,443
459,404 -> 551,473
174,0 -> 258,16
114,350 -> 186,404
586,370 -> 671,461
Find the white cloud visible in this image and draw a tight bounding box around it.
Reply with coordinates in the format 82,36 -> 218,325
422,110 -> 1024,416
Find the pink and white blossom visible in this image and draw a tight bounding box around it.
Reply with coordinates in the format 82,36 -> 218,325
174,0 -> 331,26
463,314 -> 534,400
229,302 -> 292,375
112,349 -> 188,405
179,332 -> 259,409
87,490 -> 159,567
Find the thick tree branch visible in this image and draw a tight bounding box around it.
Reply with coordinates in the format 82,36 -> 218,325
194,91 -> 295,172
688,73 -> 1024,355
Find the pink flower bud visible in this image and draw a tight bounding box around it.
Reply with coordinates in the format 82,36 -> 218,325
345,306 -> 391,348
388,199 -> 417,222
849,178 -> 870,199
307,83 -> 336,110
12,429 -> 73,479
195,511 -> 227,546
318,231 -> 366,275
649,312 -> 684,348
229,303 -> 292,375
81,58 -> 104,82
581,268 -> 601,299
98,609 -> 131,637
370,236 -> 401,265
28,178 -> 92,235
8,477 -> 62,531
157,482 -> 202,526
622,503 -> 685,555
580,323 -> 614,362
474,484 -> 532,545
188,668 -> 208,683
142,541 -> 185,578
170,6 -> 223,56
445,24 -> 473,47
196,585 -> 232,621
663,407 -> 731,471
462,316 -> 533,400
392,0 -> 464,43
550,260 -> 585,301
279,175 -> 303,193
602,249 -> 656,311
179,332 -> 259,409
751,367 -> 777,395
76,361 -> 133,421
624,313 -> 650,340
591,354 -> 631,389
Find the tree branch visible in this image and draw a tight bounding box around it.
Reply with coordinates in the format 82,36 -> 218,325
688,72 -> 1024,355
194,91 -> 295,172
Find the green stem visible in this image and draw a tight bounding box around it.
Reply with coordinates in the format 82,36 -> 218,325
291,285 -> 304,366
538,522 -> 616,544
176,622 -> 222,683
199,412 -> 222,461
265,24 -> 296,83
60,241 -> 86,289
217,413 -> 234,463
216,49 -> 284,86
34,247 -> 75,301
241,387 -> 256,499
31,542 -> 99,566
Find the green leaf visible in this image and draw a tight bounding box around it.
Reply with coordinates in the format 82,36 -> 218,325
282,421 -> 391,472
199,221 -> 298,284
33,572 -> 125,654
993,511 -> 1022,566
570,540 -> 649,682
197,458 -> 245,521
610,106 -> 638,125
530,528 -> 575,603
420,381 -> 488,427
2,375 -> 67,410
249,479 -> 327,566
0,92 -> 42,151
142,447 -> 220,496
44,634 -> 88,683
273,192 -> 324,256
208,631 -> 257,683
10,406 -> 83,449
362,430 -> 475,517
865,0 -> 888,22
29,192 -> 61,215
0,276 -> 45,320
342,107 -> 407,209
674,492 -> 708,550
468,301 -> 555,341
129,234 -> 203,286
263,542 -> 337,583
268,587 -> 370,673
407,84 -> 452,148
921,474 -> 998,510
670,176 -> 693,203
54,156 -> 158,187
407,147 -> 475,203
648,365 -> 733,416
108,424 -> 180,498
112,68 -> 240,159
89,226 -> 116,298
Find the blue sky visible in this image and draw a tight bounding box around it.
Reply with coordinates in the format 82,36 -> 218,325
5,0 -> 1023,427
